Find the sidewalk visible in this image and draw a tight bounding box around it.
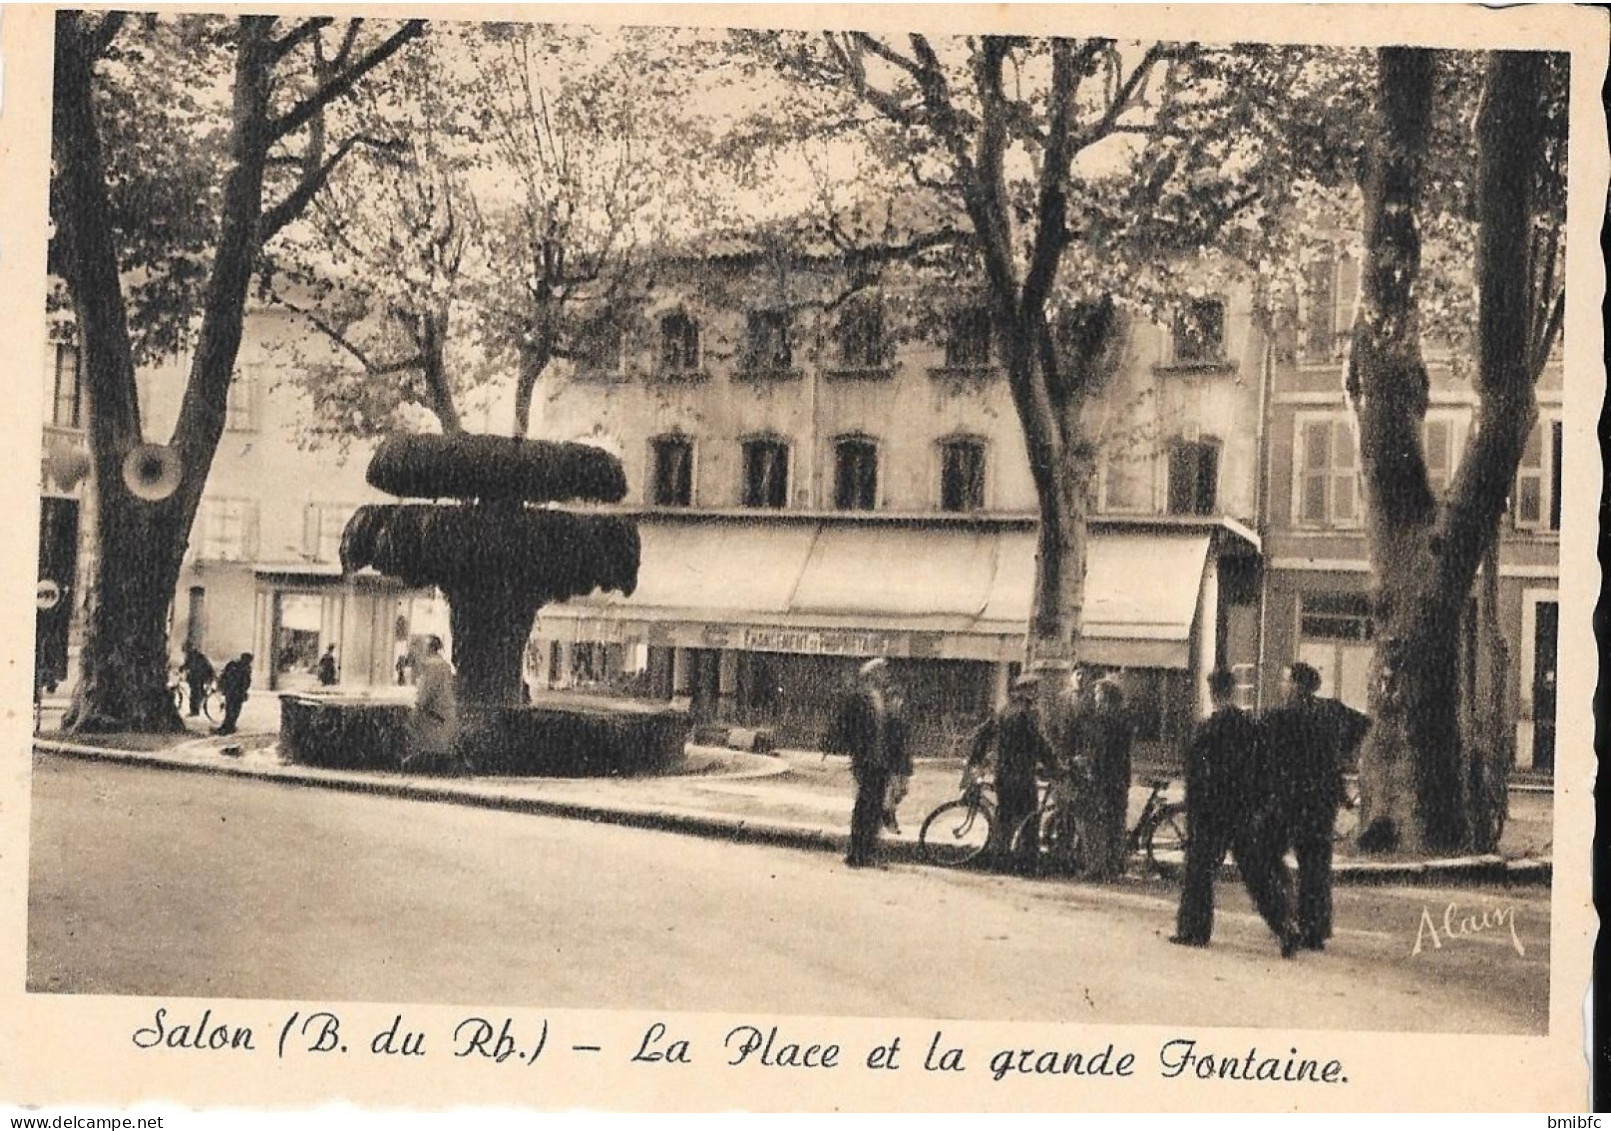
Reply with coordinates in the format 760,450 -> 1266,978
32,694 -> 1553,886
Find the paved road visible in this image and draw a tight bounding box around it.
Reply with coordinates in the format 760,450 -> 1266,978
28,757 -> 1549,1033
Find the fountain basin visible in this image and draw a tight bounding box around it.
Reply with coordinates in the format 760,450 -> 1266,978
280,692 -> 690,777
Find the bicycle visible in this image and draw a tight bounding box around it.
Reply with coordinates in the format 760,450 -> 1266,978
1009,774 -> 1087,877
917,777 -> 997,867
1011,775 -> 1189,878
1129,779 -> 1188,873
171,674 -> 225,723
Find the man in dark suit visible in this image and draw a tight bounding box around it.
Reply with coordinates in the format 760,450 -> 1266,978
1173,667 -> 1300,957
214,653 -> 253,736
967,672 -> 1056,873
1262,662 -> 1352,950
828,658 -> 895,868
179,644 -> 214,718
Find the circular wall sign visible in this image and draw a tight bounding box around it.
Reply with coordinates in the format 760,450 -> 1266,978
36,580 -> 61,611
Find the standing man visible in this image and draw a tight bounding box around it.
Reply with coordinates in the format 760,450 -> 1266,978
179,644 -> 214,719
1263,661 -> 1347,951
828,658 -> 893,868
881,681 -> 912,834
1173,667 -> 1300,956
1085,677 -> 1135,880
316,645 -> 339,687
966,672 -> 1055,873
407,635 -> 459,771
214,652 -> 253,736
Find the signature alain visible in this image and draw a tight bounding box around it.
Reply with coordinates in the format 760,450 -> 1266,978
1412,902 -> 1525,957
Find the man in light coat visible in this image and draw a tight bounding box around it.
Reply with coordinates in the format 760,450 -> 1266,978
406,635 -> 459,770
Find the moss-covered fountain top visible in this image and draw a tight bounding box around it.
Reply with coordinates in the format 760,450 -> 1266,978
340,433 -> 640,706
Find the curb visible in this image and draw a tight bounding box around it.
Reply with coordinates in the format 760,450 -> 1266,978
32,739 -> 1551,886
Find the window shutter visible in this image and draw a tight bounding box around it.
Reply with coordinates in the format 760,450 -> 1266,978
1297,420 -> 1330,525
1549,419 -> 1562,531
1423,418 -> 1452,498
1335,255 -> 1361,349
1332,418 -> 1359,526
1304,258 -> 1336,358
1513,421 -> 1544,528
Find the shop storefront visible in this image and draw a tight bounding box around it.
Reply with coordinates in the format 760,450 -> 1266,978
537,512 -> 1260,760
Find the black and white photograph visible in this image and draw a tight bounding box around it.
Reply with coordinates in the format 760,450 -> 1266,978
2,2 -> 1602,1113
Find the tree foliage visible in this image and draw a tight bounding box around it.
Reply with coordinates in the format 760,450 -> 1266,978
266,22 -> 728,444
728,31 -> 1317,661
52,11 -> 423,731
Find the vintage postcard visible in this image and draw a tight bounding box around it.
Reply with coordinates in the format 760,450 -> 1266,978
0,2 -> 1602,1114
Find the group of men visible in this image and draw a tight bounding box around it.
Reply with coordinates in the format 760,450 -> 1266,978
829,660 -> 1134,875
827,653 -> 1367,961
957,669 -> 1135,878
1175,661 -> 1368,958
177,644 -> 254,736
179,636 -> 456,760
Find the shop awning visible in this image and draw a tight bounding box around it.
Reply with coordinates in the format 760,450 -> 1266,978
544,518 -> 1214,669
978,530 -> 1211,668
576,520 -> 819,621
789,525 -> 1000,627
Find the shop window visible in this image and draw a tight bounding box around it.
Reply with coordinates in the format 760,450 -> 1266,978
659,311 -> 700,375
50,343 -> 82,429
195,498 -> 259,562
1170,298 -> 1225,366
945,304 -> 992,369
743,309 -> 792,373
833,437 -> 878,511
939,437 -> 986,512
1300,592 -> 1374,642
1513,415 -> 1563,533
650,435 -> 694,507
225,371 -> 259,432
834,294 -> 886,370
741,437 -> 790,509
571,642 -> 609,685
1298,591 -> 1374,710
1293,412 -> 1361,528
1166,436 -> 1220,516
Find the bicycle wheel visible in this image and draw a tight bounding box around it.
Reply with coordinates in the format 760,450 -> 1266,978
1029,806 -> 1086,877
203,688 -> 227,723
1142,802 -> 1189,872
918,799 -> 994,868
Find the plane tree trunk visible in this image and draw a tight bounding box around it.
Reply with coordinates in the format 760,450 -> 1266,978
1350,48 -> 1558,854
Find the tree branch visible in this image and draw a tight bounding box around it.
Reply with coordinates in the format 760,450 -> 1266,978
1073,42 -> 1172,151
85,11 -> 127,59
269,20 -> 425,142
281,297 -> 421,377
1023,39 -> 1079,312
269,17 -> 333,63
261,133 -> 383,240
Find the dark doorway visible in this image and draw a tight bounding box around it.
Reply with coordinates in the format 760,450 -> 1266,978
1532,600 -> 1557,775
36,497 -> 79,690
